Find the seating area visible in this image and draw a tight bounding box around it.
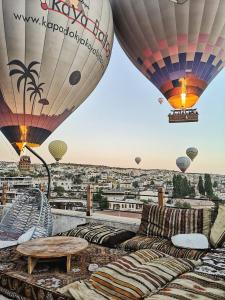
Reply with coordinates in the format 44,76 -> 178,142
0,203 -> 224,299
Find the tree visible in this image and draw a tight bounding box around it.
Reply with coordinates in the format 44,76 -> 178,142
54,186 -> 65,196
183,202 -> 191,209
132,181 -> 139,188
204,174 -> 214,198
174,200 -> 182,208
93,191 -> 108,210
198,176 -> 205,195
213,181 -> 218,188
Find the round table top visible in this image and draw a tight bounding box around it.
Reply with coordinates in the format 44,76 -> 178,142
16,236 -> 88,258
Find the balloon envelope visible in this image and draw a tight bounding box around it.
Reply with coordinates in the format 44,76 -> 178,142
176,156 -> 191,173
110,0 -> 225,109
135,157 -> 141,165
49,140 -> 67,162
0,0 -> 113,154
186,147 -> 198,161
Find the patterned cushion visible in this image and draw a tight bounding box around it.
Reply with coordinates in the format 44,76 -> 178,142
138,204 -> 211,239
210,205 -> 225,248
152,238 -> 208,260
58,223 -> 135,248
120,235 -> 166,251
145,272 -> 225,300
62,250 -> 200,300
195,250 -> 225,279
120,235 -> 207,260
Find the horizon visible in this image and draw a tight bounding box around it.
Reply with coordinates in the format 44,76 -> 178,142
0,39 -> 225,174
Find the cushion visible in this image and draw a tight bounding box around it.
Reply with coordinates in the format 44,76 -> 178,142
210,205 -> 225,248
58,223 -> 135,248
18,227 -> 35,244
171,233 -> 209,249
120,235 -> 207,260
60,250 -> 201,300
138,204 -> 211,239
120,235 -> 166,251
145,272 -> 225,300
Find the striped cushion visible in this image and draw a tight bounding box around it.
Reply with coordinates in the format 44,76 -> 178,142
138,204 -> 211,239
120,235 -> 207,260
59,250 -> 200,300
210,205 -> 225,248
58,223 -> 135,248
145,272 -> 225,300
87,250 -> 200,299
120,235 -> 166,251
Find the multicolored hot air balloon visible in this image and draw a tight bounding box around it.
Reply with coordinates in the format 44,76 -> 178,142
49,140 -> 67,163
110,0 -> 225,122
0,0 -> 113,154
176,156 -> 191,173
186,147 -> 198,161
135,157 -> 141,165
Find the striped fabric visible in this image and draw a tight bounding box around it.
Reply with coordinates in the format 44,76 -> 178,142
145,272 -> 225,300
89,251 -> 200,300
58,223 -> 135,248
120,235 -> 207,260
60,250 -> 201,300
138,204 -> 211,239
210,205 -> 225,248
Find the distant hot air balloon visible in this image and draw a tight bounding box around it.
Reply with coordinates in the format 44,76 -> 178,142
19,155 -> 31,174
110,0 -> 225,121
135,157 -> 141,165
49,140 -> 67,163
186,147 -> 198,161
0,0 -> 113,154
158,98 -> 164,105
176,157 -> 191,173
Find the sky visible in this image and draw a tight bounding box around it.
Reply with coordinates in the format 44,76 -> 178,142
1,38 -> 225,175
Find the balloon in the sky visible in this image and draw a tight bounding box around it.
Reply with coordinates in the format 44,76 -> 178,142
49,140 -> 67,163
158,98 -> 164,105
186,147 -> 198,161
110,0 -> 225,109
135,157 -> 141,165
0,0 -> 113,154
176,157 -> 191,173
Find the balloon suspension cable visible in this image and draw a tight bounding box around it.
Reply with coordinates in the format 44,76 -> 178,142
25,145 -> 51,199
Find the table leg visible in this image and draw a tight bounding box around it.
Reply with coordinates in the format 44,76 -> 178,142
66,255 -> 71,272
28,257 -> 38,275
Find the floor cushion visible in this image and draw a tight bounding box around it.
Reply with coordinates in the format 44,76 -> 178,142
58,223 -> 135,248
138,204 -> 212,239
120,235 -> 207,260
59,249 -> 201,300
210,205 -> 225,248
145,272 -> 225,300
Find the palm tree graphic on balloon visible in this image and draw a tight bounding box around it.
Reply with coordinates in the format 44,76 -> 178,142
8,59 -> 49,115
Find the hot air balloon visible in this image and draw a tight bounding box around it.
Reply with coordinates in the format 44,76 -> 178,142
19,155 -> 31,174
158,98 -> 164,105
49,140 -> 67,163
135,157 -> 141,165
0,0 -> 114,154
186,147 -> 198,161
176,156 -> 191,173
110,0 -> 225,123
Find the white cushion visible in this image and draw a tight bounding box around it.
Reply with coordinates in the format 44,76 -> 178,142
18,226 -> 35,244
0,240 -> 18,249
171,233 -> 209,249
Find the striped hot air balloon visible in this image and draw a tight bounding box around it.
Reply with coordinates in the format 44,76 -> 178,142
110,0 -> 225,117
0,0 -> 113,154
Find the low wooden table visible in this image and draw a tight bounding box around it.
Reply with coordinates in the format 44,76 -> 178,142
16,236 -> 88,274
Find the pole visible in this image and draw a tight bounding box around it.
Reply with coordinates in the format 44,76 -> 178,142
25,145 -> 51,199
87,185 -> 93,216
158,187 -> 164,207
